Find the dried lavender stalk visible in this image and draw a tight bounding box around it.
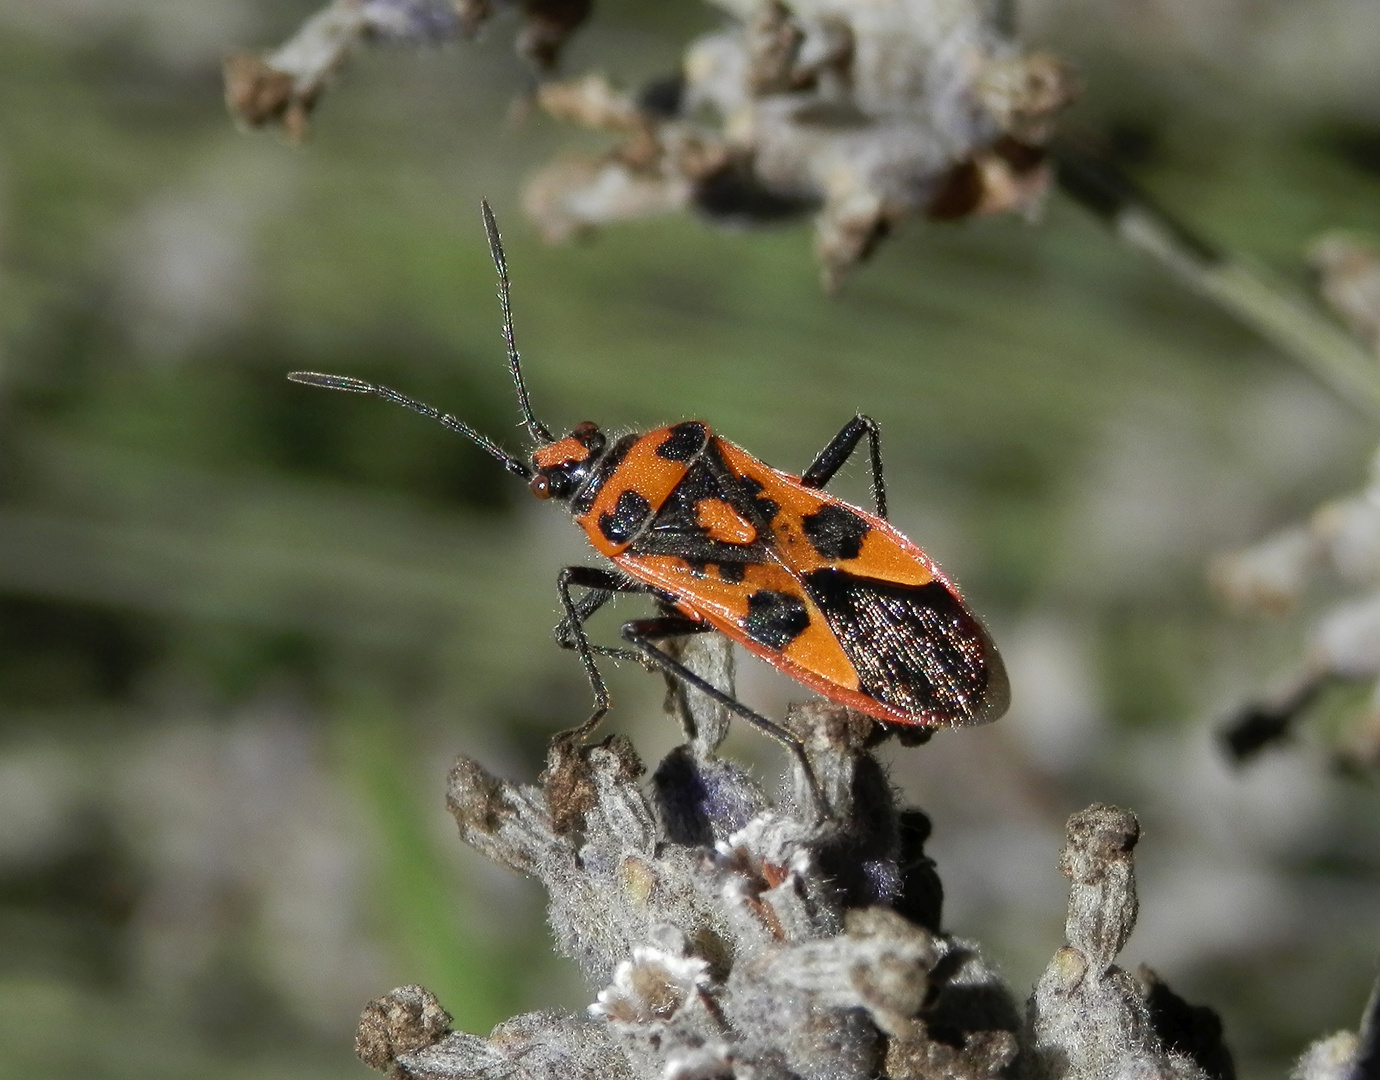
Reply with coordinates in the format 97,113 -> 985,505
224,0 -> 590,139
352,634 -> 1278,1080
1212,437 -> 1380,772
222,0 -> 1380,401
524,0 -> 1077,289
224,0 -> 1074,285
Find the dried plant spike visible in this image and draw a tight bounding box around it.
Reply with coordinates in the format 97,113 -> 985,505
383,623 -> 1027,1080
522,0 -> 1076,286
224,0 -> 590,138
1059,803 -> 1140,969
356,985 -> 453,1070
1214,445 -> 1380,772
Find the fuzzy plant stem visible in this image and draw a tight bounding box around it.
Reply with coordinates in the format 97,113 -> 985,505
349,634 -> 1286,1080
1053,140 -> 1380,420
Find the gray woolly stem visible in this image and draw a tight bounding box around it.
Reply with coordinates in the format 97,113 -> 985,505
1054,141 -> 1380,420
360,650 -> 1267,1080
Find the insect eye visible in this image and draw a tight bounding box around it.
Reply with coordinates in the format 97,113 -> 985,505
532,467 -> 572,500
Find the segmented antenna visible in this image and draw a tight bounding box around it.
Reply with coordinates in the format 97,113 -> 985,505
481,199 -> 554,445
286,371 -> 533,480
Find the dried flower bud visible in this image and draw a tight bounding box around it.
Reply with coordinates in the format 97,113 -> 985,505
1308,233 -> 1380,356
1216,437 -> 1380,770
1027,806 -> 1223,1080
523,0 -> 1077,287
1059,803 -> 1140,968
225,0 -> 590,138
356,985 -> 453,1070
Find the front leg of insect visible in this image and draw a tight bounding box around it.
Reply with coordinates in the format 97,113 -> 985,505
551,565 -> 655,742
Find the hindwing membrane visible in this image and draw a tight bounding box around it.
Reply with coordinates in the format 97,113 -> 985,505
803,568 -> 1003,724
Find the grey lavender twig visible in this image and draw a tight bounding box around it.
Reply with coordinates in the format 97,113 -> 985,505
347,634 -> 1380,1080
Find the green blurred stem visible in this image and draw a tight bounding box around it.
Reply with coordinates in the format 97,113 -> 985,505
1053,140 -> 1380,420
333,691 -> 511,1029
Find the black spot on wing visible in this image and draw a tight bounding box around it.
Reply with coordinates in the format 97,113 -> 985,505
656,421 -> 708,462
599,489 -> 652,545
737,474 -> 780,526
802,503 -> 870,560
679,557 -> 747,584
803,569 -> 999,723
645,460 -> 723,539
743,589 -> 810,650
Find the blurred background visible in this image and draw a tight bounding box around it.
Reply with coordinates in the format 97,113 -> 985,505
2,1 -> 1380,1077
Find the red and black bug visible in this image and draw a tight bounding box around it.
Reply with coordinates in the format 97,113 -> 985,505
289,202 -> 1009,781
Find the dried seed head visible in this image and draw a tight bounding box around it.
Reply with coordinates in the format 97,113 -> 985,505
356,985 -> 452,1070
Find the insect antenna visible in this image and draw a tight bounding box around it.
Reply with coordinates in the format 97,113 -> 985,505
286,371 -> 533,480
481,199 -> 555,446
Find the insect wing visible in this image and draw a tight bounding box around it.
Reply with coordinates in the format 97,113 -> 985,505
622,437 -> 1008,727
801,563 -> 1009,726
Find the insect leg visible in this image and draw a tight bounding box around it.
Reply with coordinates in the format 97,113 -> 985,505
554,567 -> 649,662
800,414 -> 887,519
621,618 -> 828,817
555,566 -> 653,742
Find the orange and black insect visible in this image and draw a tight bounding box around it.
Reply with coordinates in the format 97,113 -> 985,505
290,202 -> 1009,778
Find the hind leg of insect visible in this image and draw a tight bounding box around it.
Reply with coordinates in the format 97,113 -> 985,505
552,565 -> 658,742
800,414 -> 887,519
621,617 -> 829,819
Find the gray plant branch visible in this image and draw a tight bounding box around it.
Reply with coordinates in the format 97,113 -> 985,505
224,0 -> 1076,290
224,0 -> 589,139
1212,239 -> 1380,769
348,635 -> 1378,1080
225,0 -> 1380,414
1053,145 -> 1380,421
